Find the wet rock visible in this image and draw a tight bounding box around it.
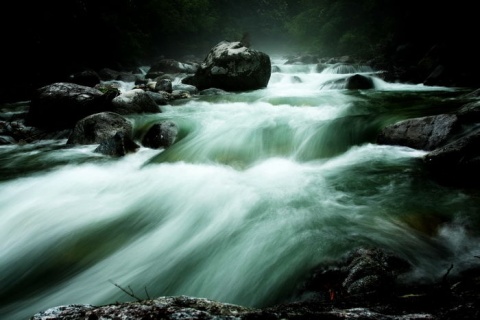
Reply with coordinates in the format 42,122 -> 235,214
345,74 -> 375,90
0,135 -> 16,144
141,120 -> 179,149
423,127 -> 480,186
377,114 -> 460,151
155,78 -> 173,93
145,91 -> 170,105
183,41 -> 271,92
30,296 -> 255,320
457,100 -> 480,123
30,247 -> 480,319
1,120 -> 71,143
171,90 -> 191,100
299,247 -> 411,303
173,83 -> 199,95
200,88 -> 230,96
66,112 -> 132,145
111,89 -> 161,115
94,132 -> 139,157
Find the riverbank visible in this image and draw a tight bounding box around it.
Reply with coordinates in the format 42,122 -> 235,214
31,247 -> 480,319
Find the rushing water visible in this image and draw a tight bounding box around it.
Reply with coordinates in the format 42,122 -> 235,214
1,57 -> 480,319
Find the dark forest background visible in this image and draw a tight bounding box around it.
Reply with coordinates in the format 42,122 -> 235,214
2,0 -> 478,102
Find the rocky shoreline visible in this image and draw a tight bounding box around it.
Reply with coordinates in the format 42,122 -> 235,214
30,247 -> 480,320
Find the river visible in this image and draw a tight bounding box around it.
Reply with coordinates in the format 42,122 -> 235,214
1,57 -> 480,319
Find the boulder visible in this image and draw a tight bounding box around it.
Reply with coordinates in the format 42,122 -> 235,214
182,41 -> 271,91
111,89 -> 161,115
66,112 -> 132,145
173,83 -> 198,95
141,121 -> 178,149
377,114 -> 459,151
26,82 -> 109,129
145,91 -> 169,105
300,247 -> 410,302
345,74 -> 375,90
94,132 -> 139,157
154,78 -> 173,93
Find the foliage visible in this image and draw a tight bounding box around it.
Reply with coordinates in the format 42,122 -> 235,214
284,0 -> 399,57
6,0 -> 479,91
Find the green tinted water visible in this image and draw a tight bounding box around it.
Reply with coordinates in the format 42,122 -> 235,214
1,58 -> 479,319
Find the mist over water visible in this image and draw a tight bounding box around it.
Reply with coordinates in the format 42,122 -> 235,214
1,57 -> 480,319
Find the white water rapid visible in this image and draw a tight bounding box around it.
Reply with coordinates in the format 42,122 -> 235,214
1,57 -> 479,320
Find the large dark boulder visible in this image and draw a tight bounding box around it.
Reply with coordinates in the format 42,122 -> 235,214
26,82 -> 109,129
345,74 -> 375,90
377,114 -> 459,151
66,112 -> 132,145
182,41 -> 271,92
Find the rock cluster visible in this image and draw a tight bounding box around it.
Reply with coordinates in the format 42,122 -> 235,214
377,90 -> 480,187
1,41 -> 272,157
